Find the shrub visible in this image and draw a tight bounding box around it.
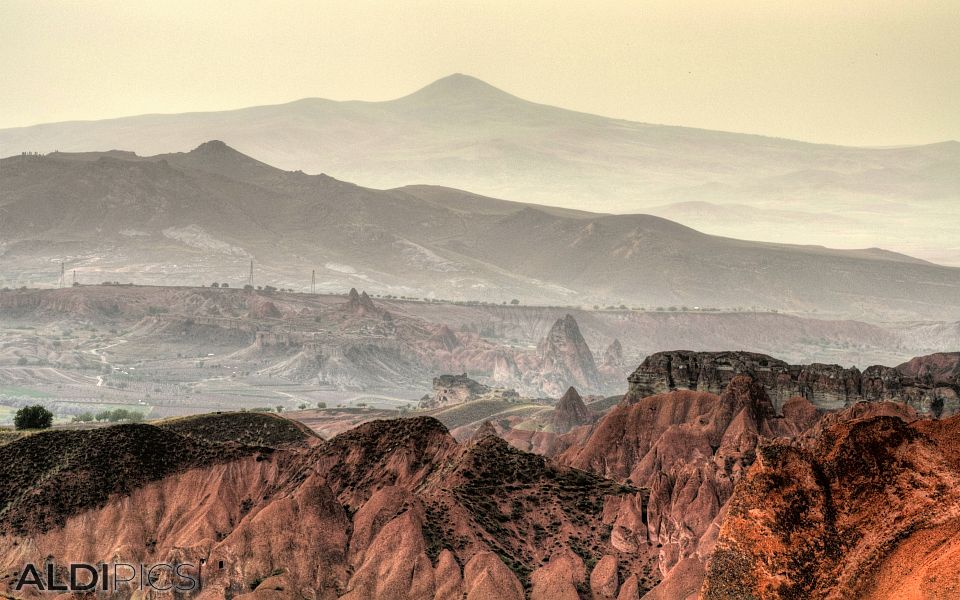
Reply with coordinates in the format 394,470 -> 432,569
15,405 -> 53,430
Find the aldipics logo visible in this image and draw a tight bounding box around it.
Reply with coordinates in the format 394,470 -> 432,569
14,562 -> 202,594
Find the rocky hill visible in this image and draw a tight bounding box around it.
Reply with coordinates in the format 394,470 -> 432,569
0,414 -> 650,599
3,143 -> 960,319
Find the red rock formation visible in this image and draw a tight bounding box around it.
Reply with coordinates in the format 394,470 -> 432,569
703,407 -> 960,600
545,386 -> 594,433
556,375 -> 816,596
0,414 -> 648,599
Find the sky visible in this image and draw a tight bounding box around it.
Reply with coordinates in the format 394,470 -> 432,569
1,0 -> 957,146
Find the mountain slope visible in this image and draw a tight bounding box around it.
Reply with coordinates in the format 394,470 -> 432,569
2,143 -> 960,320
2,74 -> 958,265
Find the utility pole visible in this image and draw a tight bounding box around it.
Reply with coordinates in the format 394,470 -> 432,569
59,261 -> 65,289
311,269 -> 316,294
72,270 -> 77,286
248,260 -> 254,288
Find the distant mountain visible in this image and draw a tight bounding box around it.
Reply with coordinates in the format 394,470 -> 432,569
2,142 -> 960,320
2,74 -> 958,264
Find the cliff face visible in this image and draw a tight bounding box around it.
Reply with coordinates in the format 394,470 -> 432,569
629,350 -> 960,416
703,408 -> 960,600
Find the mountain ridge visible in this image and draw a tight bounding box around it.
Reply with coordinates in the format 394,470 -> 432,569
4,74 -> 956,266
3,141 -> 960,320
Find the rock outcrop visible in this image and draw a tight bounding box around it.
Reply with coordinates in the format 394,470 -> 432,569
344,287 -> 378,316
545,386 -> 594,433
534,314 -> 602,396
629,350 -> 960,416
420,373 -> 520,409
602,338 -> 625,369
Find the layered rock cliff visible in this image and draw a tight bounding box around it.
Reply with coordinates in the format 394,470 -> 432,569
630,350 -> 960,416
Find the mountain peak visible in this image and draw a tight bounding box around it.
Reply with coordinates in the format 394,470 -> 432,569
190,139 -> 233,153
396,73 -> 520,106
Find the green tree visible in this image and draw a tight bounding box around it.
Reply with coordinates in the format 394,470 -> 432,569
316,401 -> 327,410
15,405 -> 53,430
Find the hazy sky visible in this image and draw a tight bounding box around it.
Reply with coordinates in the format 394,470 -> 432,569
1,0 -> 957,146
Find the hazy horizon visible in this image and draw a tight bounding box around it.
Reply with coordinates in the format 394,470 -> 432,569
1,1 -> 958,146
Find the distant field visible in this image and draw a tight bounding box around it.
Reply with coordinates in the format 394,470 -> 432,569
429,400 -> 545,430
0,386 -> 52,399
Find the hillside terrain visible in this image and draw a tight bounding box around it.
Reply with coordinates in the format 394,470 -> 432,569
2,74 -> 957,265
4,353 -> 959,598
2,142 -> 960,319
2,286 -> 959,426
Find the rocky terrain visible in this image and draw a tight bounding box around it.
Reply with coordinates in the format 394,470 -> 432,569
702,404 -> 960,599
3,284 -> 960,429
420,373 -> 520,410
2,349 -> 960,598
630,350 -> 960,416
0,413 -> 652,600
3,74 -> 958,267
3,141 -> 960,319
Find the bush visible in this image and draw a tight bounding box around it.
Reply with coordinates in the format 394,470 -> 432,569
74,412 -> 95,422
17,357 -> 28,366
15,405 -> 53,430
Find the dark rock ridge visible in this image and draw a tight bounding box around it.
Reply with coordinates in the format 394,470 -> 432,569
629,350 -> 960,416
